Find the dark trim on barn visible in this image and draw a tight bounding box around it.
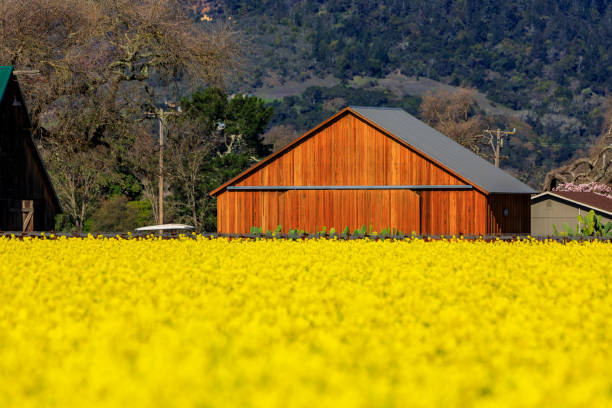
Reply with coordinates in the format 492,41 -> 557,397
227,185 -> 474,191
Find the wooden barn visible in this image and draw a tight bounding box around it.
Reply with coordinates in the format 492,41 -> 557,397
0,66 -> 61,232
210,107 -> 535,235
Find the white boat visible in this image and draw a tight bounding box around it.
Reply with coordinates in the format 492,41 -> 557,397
135,224 -> 194,232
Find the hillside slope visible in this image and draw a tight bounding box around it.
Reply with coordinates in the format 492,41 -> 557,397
191,0 -> 611,188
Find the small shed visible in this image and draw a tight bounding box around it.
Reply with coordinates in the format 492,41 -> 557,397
0,66 -> 61,231
210,107 -> 536,235
531,191 -> 612,235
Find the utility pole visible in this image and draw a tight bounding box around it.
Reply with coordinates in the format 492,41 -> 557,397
158,116 -> 164,225
147,102 -> 180,225
483,128 -> 515,168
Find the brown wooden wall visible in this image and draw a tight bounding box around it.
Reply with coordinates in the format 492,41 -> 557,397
217,189 -> 421,234
486,194 -> 531,234
420,190 -> 488,235
233,113 -> 466,187
216,190 -> 532,235
215,112 -> 531,236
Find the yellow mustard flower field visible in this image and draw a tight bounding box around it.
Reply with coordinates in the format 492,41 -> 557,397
0,236 -> 611,407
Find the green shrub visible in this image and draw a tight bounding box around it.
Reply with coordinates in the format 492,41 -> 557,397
578,210 -> 612,236
340,226 -> 350,239
89,196 -> 153,232
250,226 -> 263,235
554,210 -> 612,237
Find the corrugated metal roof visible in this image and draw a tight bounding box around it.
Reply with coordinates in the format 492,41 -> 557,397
350,106 -> 536,194
0,66 -> 13,103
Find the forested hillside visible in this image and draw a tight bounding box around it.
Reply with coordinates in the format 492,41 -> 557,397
195,0 -> 611,186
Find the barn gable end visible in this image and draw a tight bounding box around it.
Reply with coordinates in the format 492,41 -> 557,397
231,112 -> 467,189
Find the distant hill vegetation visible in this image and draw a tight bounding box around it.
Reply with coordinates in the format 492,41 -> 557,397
219,1 -> 611,99
193,0 -> 611,187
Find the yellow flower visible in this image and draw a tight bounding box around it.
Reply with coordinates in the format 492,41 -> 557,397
0,236 -> 610,407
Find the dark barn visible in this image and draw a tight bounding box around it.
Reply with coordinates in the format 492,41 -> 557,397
210,107 -> 535,235
0,66 -> 61,232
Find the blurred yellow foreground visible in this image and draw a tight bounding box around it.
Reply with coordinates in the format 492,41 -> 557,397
0,237 -> 611,407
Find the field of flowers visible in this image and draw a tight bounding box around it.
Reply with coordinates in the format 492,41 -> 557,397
0,236 -> 611,407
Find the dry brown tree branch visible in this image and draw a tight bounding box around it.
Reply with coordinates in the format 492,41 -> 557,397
0,0 -> 241,230
421,88 -> 488,154
543,103 -> 612,190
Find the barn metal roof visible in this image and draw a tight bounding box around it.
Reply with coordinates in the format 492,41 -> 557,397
350,106 -> 536,194
0,66 -> 13,103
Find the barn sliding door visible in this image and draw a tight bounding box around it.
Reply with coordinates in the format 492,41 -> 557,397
216,189 -> 421,234
278,189 -> 420,234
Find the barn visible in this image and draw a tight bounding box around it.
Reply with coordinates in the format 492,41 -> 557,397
210,107 -> 536,235
0,66 -> 61,232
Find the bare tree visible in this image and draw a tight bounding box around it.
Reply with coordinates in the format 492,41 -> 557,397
121,125 -> 162,223
40,143 -> 109,232
420,88 -> 487,153
543,104 -> 612,190
0,0 -> 239,110
166,119 -> 214,232
263,124 -> 301,152
0,0 -> 240,230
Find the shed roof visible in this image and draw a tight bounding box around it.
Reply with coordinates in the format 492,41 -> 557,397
532,191 -> 612,216
0,66 -> 13,103
350,107 -> 536,194
210,107 -> 536,196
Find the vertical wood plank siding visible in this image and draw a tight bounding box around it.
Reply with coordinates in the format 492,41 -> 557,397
486,194 -> 532,234
420,190 -> 487,236
216,112 -> 531,235
218,189 -> 421,234
233,114 -> 466,188
0,79 -> 60,231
